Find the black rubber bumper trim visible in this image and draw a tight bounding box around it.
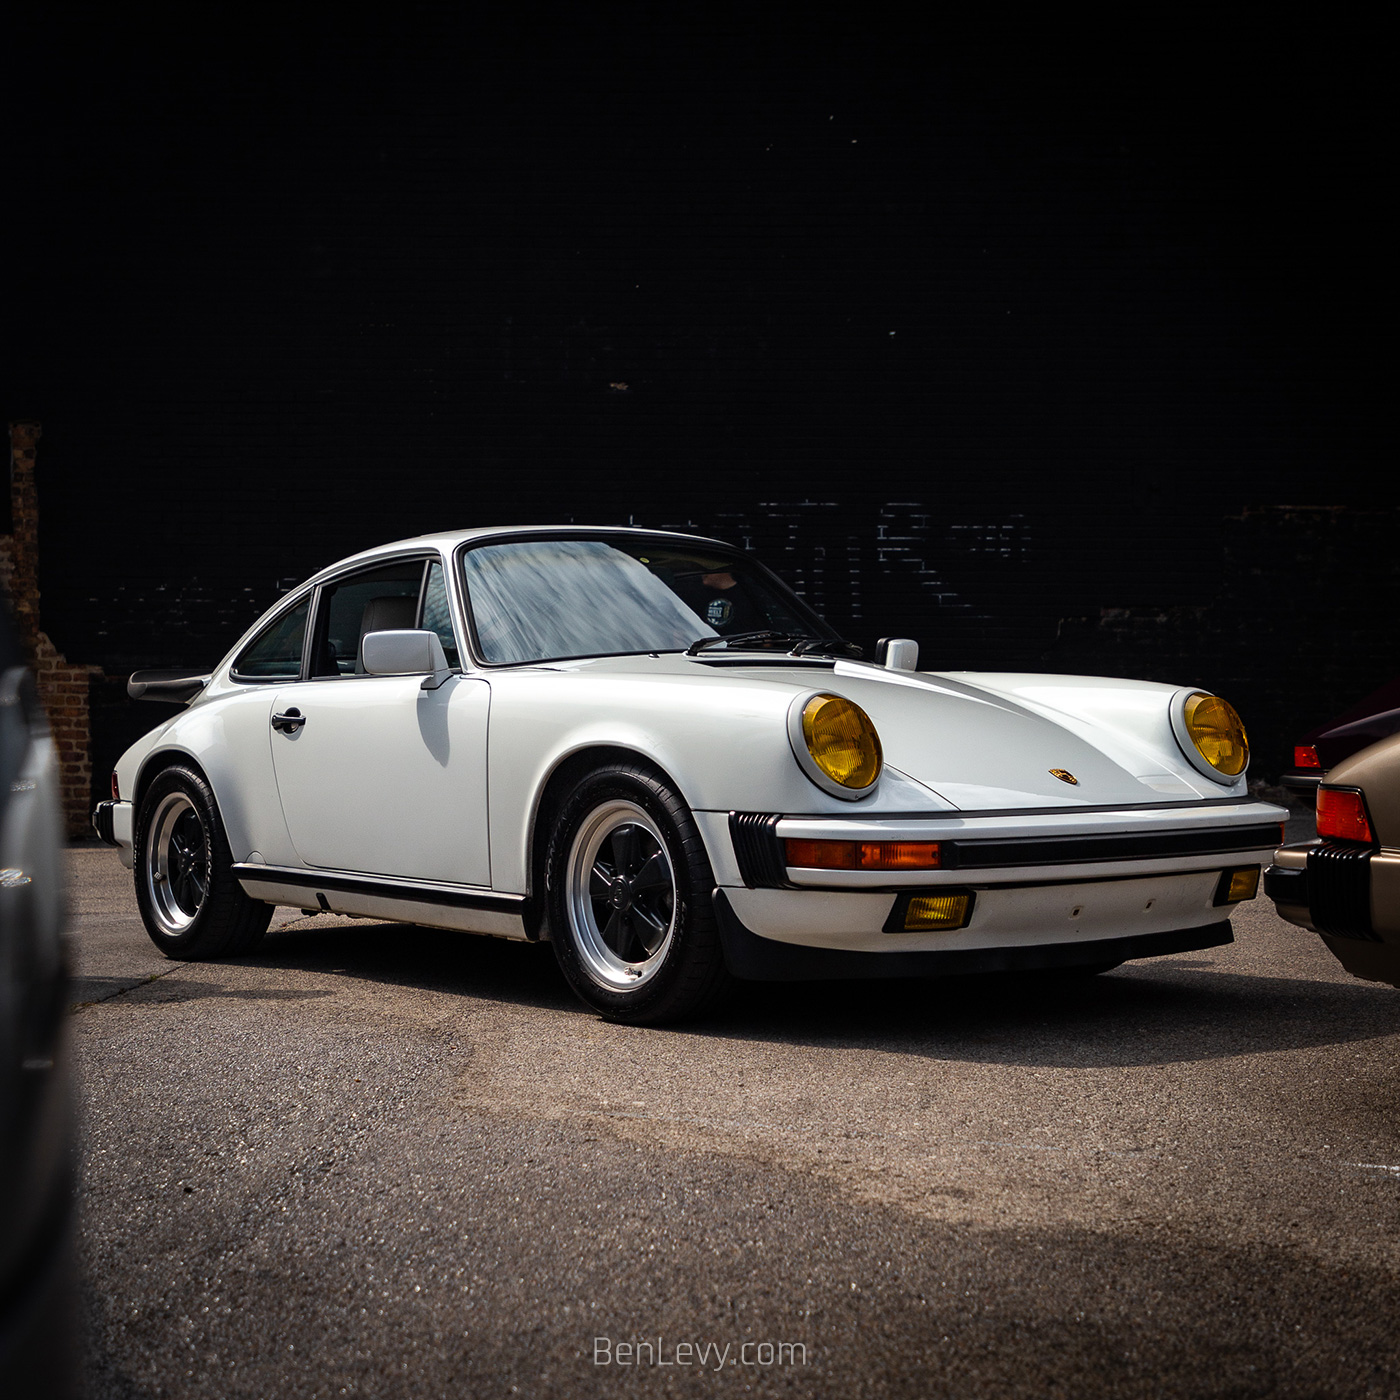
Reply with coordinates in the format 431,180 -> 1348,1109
712,889 -> 1233,982
232,863 -> 526,914
1279,770 -> 1326,791
1306,840 -> 1377,940
944,823 -> 1284,870
91,801 -> 118,846
728,811 -> 788,888
1264,863 -> 1310,905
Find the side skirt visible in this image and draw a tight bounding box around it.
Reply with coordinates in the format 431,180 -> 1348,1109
713,888 -> 1232,981
232,863 -> 531,939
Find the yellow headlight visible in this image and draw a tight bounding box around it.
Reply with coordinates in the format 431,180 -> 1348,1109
801,694 -> 883,790
1183,693 -> 1249,776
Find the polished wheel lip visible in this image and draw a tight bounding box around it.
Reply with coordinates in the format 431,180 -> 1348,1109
144,791 -> 209,936
566,799 -> 678,991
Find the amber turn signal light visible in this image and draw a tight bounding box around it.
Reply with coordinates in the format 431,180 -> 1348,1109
1294,745 -> 1321,769
1316,787 -> 1375,844
784,839 -> 941,870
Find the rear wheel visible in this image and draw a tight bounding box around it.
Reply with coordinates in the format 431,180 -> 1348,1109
545,764 -> 729,1024
134,766 -> 272,959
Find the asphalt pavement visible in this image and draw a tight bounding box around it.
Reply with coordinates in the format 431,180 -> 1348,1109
66,821 -> 1400,1399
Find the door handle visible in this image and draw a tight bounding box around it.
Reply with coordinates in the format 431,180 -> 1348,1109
271,708 -> 306,733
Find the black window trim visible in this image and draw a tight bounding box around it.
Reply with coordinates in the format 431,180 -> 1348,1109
304,550 -> 463,683
229,549 -> 465,686
450,528 -> 844,671
228,588 -> 317,686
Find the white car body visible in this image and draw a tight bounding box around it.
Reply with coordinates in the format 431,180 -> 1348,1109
102,526 -> 1286,980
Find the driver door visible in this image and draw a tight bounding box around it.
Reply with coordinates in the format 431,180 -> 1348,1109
267,557 -> 491,886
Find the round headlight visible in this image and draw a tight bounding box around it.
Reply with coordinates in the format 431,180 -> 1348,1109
1181,692 -> 1249,778
793,693 -> 883,795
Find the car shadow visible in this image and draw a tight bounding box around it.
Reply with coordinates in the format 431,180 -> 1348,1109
71,973 -> 337,1007
241,918 -> 1400,1069
709,965 -> 1400,1069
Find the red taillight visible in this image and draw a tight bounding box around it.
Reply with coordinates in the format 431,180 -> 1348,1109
1316,788 -> 1374,844
111,771 -> 120,801
1294,745 -> 1321,769
784,839 -> 941,870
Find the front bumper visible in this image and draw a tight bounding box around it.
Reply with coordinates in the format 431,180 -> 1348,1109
704,800 -> 1284,962
720,864 -> 1257,956
715,890 -> 1232,980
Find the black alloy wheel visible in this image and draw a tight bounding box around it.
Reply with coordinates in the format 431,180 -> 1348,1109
545,763 -> 730,1024
133,765 -> 272,959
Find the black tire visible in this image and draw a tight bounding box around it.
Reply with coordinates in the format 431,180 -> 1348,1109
545,763 -> 730,1024
133,765 -> 273,959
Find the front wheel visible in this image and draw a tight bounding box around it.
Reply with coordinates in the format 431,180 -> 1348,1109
134,765 -> 272,959
545,764 -> 729,1024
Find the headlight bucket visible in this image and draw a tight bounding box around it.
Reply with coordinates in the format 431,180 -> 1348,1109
787,692 -> 883,800
1170,689 -> 1249,783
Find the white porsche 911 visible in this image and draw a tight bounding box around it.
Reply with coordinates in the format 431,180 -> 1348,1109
93,526 -> 1286,1023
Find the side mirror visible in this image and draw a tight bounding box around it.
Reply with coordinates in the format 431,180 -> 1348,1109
874,637 -> 919,671
361,630 -> 454,689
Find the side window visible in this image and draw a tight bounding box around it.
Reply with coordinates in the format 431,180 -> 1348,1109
421,560 -> 461,668
233,596 -> 310,680
309,561 -> 427,677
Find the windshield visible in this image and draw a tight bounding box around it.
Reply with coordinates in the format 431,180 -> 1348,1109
461,537 -> 831,665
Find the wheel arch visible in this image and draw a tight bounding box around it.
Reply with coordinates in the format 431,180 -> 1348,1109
132,748 -> 221,831
524,743 -> 693,937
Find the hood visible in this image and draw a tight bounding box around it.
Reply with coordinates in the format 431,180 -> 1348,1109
553,652 -> 1208,811
832,667 -> 1182,808
695,657 -> 1196,809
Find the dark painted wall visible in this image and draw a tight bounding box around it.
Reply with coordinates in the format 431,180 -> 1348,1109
4,12 -> 1394,797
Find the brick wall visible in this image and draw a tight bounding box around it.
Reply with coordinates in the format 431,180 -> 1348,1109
5,422 -> 102,839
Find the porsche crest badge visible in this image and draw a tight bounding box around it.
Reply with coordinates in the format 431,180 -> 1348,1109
1049,769 -> 1079,785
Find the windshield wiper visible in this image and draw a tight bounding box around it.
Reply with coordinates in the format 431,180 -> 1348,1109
686,630 -> 794,655
686,631 -> 861,658
790,636 -> 864,658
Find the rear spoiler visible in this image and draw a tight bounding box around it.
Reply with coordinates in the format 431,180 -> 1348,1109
127,670 -> 211,704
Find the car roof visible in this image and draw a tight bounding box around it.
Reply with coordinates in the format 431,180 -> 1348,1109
302,524 -> 739,586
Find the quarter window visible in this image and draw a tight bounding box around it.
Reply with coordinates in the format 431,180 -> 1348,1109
233,596 -> 310,680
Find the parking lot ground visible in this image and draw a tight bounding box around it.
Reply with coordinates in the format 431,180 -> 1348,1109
68,836 -> 1400,1399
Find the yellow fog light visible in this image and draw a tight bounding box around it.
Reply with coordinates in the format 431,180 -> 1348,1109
798,694 -> 882,792
1214,866 -> 1260,906
887,891 -> 974,932
1183,693 -> 1249,777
